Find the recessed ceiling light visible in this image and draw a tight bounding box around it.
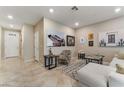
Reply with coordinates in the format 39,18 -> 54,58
10,24 -> 14,28
115,7 -> 121,13
49,8 -> 54,13
7,15 -> 13,19
75,22 -> 79,26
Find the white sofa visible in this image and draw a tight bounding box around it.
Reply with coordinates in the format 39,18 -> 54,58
77,57 -> 124,87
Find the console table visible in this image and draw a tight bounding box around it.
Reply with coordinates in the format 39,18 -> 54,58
44,55 -> 59,70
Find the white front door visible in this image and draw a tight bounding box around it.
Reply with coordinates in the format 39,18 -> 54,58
34,31 -> 39,62
5,31 -> 19,58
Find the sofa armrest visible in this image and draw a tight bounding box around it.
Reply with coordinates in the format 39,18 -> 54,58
108,72 -> 124,87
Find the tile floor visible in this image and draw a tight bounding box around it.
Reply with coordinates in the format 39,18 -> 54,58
0,58 -> 80,87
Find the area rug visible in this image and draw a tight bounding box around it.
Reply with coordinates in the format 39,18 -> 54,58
57,60 -> 86,80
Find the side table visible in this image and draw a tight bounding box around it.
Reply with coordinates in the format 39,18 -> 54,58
44,55 -> 59,70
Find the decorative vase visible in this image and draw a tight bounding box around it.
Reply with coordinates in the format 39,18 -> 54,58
49,48 -> 53,56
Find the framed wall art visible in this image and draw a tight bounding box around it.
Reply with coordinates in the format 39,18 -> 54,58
47,30 -> 65,47
99,31 -> 124,47
66,35 -> 75,46
89,41 -> 94,47
88,33 -> 94,41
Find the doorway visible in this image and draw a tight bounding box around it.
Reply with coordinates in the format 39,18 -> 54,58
4,30 -> 20,58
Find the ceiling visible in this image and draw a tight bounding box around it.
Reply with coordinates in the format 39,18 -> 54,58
0,6 -> 124,30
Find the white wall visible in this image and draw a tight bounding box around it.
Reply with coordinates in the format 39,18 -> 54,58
0,26 -> 2,61
22,24 -> 34,62
76,16 -> 124,62
44,18 -> 75,56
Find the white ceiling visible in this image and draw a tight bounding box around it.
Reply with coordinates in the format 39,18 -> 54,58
0,6 -> 124,30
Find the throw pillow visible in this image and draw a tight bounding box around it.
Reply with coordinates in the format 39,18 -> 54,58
116,64 -> 124,74
110,58 -> 124,68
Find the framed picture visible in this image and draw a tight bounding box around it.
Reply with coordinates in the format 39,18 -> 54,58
98,31 -> 124,47
89,41 -> 94,46
47,30 -> 65,47
88,33 -> 94,41
80,37 -> 86,44
66,35 -> 75,46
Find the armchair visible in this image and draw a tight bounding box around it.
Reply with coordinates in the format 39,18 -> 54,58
58,50 -> 71,65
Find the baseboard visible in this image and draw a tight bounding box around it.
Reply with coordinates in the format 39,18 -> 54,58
24,58 -> 35,63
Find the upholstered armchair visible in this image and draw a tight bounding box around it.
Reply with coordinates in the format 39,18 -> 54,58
58,50 -> 71,65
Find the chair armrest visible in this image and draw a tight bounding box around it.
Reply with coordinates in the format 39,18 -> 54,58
108,72 -> 124,87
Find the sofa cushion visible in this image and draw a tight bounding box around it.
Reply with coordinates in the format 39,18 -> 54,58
116,64 -> 124,74
108,71 -> 124,87
77,63 -> 115,87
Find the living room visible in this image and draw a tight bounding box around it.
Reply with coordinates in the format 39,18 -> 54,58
0,5 -> 124,88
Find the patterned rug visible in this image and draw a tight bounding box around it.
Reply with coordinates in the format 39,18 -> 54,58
57,60 -> 86,80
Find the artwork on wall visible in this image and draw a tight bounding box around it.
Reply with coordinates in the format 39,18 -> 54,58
67,35 -> 75,46
47,30 -> 65,47
88,33 -> 94,41
88,33 -> 94,47
99,31 -> 124,47
80,37 -> 86,44
89,41 -> 94,46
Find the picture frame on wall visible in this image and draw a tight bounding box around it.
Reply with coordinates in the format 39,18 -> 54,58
88,33 -> 94,41
99,31 -> 124,47
47,30 -> 65,47
80,37 -> 86,45
89,41 -> 94,46
66,35 -> 75,46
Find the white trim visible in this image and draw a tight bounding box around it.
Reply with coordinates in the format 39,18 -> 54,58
0,27 -> 1,61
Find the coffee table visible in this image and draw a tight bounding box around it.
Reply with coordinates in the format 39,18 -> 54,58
85,55 -> 104,64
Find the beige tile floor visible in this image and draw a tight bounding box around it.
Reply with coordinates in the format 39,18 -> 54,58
0,58 -> 80,87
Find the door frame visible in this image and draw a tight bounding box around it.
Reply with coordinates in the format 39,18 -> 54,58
34,30 -> 40,62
